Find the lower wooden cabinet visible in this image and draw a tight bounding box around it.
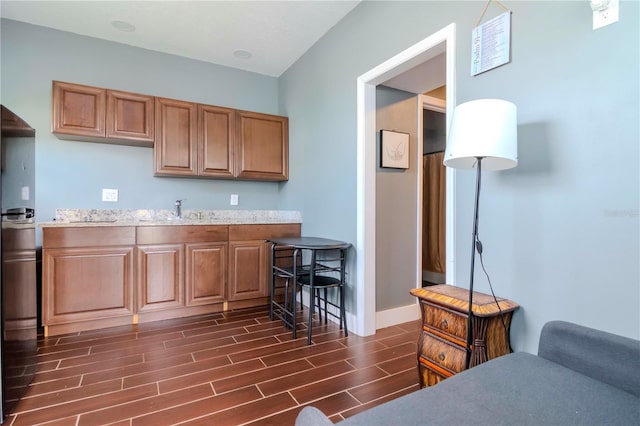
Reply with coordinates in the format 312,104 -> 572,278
134,225 -> 227,323
42,246 -> 135,332
41,223 -> 300,335
136,244 -> 184,312
228,240 -> 268,301
42,226 -> 136,335
186,242 -> 227,306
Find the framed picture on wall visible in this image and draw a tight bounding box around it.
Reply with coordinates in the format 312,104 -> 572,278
380,129 -> 410,169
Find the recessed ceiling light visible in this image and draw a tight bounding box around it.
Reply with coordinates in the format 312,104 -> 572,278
233,49 -> 253,59
111,20 -> 136,32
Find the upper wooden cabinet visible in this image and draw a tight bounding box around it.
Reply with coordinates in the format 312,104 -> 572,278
106,89 -> 154,143
52,81 -> 106,138
51,81 -> 154,147
51,80 -> 288,181
198,104 -> 235,178
236,111 -> 289,181
156,103 -> 288,181
154,97 -> 198,176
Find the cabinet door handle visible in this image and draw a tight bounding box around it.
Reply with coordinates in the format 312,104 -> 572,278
438,352 -> 446,361
440,319 -> 448,329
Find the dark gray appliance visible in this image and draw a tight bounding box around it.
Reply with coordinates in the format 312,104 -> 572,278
0,106 -> 37,423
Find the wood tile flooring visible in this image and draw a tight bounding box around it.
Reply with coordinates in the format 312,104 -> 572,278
8,306 -> 421,425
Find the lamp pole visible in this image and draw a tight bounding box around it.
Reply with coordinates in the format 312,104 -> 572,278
465,156 -> 483,370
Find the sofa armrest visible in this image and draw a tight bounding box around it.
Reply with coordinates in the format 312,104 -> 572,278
295,406 -> 333,426
538,320 -> 640,397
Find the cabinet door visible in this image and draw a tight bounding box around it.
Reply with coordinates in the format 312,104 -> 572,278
228,240 -> 268,301
198,104 -> 235,178
106,89 -> 154,145
2,227 -> 37,337
136,244 -> 184,312
42,246 -> 134,325
52,81 -> 106,138
154,97 -> 197,176
186,242 -> 227,306
235,111 -> 288,181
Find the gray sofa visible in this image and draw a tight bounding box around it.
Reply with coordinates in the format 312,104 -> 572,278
296,321 -> 640,425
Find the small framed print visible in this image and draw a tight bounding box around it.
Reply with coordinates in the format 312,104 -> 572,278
380,129 -> 409,169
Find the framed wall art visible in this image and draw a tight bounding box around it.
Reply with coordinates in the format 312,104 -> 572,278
380,129 -> 410,169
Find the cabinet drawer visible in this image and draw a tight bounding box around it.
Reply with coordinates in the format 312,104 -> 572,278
43,227 -> 135,248
420,331 -> 466,374
422,301 -> 467,342
228,224 -> 300,241
418,362 -> 448,387
136,225 -> 228,244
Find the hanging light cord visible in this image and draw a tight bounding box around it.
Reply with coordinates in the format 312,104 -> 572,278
474,234 -> 512,353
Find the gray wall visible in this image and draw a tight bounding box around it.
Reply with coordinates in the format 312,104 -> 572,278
0,19 -> 284,233
1,136 -> 35,210
375,86 -> 418,311
1,1 -> 638,354
279,1 -> 639,353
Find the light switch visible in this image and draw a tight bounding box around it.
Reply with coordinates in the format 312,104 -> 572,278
21,186 -> 30,201
230,194 -> 239,206
102,188 -> 118,202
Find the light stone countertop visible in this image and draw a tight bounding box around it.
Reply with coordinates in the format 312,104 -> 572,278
38,209 -> 302,227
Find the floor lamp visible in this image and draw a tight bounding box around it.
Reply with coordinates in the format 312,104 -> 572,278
443,99 -> 518,369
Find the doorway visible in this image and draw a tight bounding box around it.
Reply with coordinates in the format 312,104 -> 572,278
355,24 -> 456,336
422,93 -> 447,287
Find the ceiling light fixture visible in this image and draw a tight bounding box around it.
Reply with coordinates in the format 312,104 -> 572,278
111,20 -> 136,32
233,49 -> 253,59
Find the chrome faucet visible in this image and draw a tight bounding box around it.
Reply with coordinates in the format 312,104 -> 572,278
175,199 -> 184,219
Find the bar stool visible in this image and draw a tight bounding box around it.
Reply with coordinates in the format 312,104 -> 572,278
269,237 -> 350,345
297,275 -> 348,342
297,247 -> 348,345
270,247 -> 309,330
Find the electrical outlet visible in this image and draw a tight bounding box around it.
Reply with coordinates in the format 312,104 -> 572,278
21,186 -> 30,201
230,193 -> 239,206
592,0 -> 619,29
102,188 -> 118,202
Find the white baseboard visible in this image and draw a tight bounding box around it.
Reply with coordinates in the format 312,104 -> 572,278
297,291 -> 420,336
375,303 -> 420,330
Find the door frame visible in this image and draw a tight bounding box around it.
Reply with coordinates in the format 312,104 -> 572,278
356,23 -> 457,336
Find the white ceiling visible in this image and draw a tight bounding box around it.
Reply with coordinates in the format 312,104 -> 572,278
0,0 -> 361,77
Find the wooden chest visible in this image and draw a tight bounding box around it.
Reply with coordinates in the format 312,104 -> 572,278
410,285 -> 519,387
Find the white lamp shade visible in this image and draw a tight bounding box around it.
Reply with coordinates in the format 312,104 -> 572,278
444,99 -> 518,171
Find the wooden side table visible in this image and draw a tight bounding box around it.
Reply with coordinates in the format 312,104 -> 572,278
410,284 -> 519,388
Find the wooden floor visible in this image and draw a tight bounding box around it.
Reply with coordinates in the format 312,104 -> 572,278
7,306 -> 421,425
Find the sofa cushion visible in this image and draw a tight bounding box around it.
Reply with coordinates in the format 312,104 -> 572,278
538,320 -> 640,398
298,352 -> 639,425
